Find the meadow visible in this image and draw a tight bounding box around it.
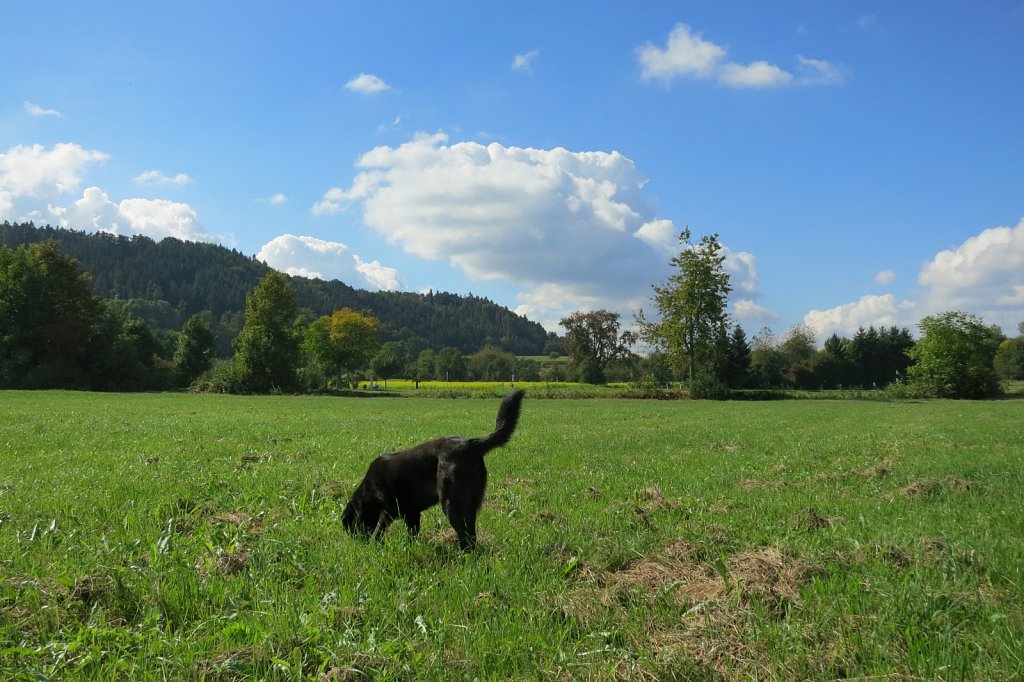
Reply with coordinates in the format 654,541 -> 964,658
1,390 -> 1022,680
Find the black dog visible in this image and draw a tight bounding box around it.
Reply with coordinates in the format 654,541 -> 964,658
342,390 -> 525,550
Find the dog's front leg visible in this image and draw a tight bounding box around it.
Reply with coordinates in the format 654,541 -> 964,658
371,507 -> 394,539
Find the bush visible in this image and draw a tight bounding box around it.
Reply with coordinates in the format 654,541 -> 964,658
191,360 -> 249,393
687,374 -> 731,400
907,311 -> 1003,399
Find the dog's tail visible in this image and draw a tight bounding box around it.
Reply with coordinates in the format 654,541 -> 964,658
475,389 -> 525,453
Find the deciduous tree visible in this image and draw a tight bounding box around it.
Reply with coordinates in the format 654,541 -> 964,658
371,341 -> 407,387
304,307 -> 380,388
559,309 -> 635,384
435,346 -> 467,382
468,345 -> 516,381
907,311 -> 1003,398
994,336 -> 1024,380
416,349 -> 437,385
1,241 -> 102,387
638,229 -> 731,394
174,314 -> 216,382
234,271 -> 300,392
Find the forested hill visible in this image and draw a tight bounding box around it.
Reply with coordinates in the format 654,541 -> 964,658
1,222 -> 548,355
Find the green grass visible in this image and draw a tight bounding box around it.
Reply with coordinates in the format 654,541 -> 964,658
1,391 -> 1023,680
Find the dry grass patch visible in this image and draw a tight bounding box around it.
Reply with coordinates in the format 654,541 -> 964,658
635,485 -> 681,513
503,476 -> 538,486
739,478 -> 785,491
212,511 -> 264,533
900,476 -> 972,499
792,507 -> 839,531
861,459 -> 895,478
562,539 -> 818,678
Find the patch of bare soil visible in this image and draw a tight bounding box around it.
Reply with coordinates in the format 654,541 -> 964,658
193,511 -> 263,577
621,486 -> 685,530
69,574 -> 112,606
503,476 -> 538,487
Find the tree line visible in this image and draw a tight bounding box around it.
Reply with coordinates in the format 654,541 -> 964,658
0,241 -> 549,392
1,241 -> 213,390
193,270 -> 553,393
4,225 -> 1021,397
559,229 -> 1021,399
0,222 -> 548,356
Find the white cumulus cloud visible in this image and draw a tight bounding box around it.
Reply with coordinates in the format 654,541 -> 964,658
24,102 -> 61,117
724,247 -> 760,296
734,299 -> 780,323
804,217 -> 1024,339
805,294 -> 916,340
796,56 -> 844,85
637,24 -> 726,82
315,132 -> 765,329
0,142 -> 108,200
874,270 -> 896,285
0,142 -> 231,246
918,217 -> 1024,328
718,61 -> 794,89
134,170 -> 192,187
61,187 -> 218,243
256,234 -> 402,291
919,218 -> 1024,295
345,73 -> 392,94
637,23 -> 840,90
634,219 -> 677,252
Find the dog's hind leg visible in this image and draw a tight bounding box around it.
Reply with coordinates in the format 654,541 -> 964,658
442,500 -> 478,551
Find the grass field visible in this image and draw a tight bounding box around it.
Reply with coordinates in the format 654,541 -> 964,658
1,391 -> 1023,680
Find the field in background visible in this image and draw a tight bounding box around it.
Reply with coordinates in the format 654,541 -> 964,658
1,391 -> 1023,680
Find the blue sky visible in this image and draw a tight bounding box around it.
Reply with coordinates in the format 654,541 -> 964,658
3,1 -> 1023,340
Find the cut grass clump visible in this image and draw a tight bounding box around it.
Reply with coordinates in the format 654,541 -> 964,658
900,476 -> 973,499
562,539 -> 819,678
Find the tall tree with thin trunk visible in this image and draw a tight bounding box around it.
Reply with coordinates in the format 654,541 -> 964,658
637,229 -> 732,394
